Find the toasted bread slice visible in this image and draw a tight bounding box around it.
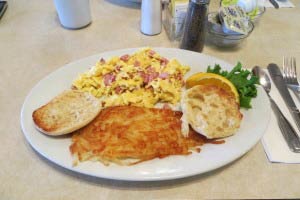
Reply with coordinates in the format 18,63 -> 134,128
32,90 -> 102,136
181,85 -> 243,139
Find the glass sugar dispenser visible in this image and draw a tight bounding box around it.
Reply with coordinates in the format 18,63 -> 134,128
180,0 -> 210,52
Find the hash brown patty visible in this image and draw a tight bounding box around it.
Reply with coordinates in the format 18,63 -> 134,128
70,106 -> 222,166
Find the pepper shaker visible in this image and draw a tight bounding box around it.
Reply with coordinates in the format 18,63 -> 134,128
140,0 -> 162,35
180,0 -> 210,52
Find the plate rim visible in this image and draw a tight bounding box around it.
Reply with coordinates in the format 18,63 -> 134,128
20,47 -> 271,181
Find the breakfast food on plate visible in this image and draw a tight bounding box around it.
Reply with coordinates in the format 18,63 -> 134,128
72,48 -> 190,108
32,48 -> 255,166
32,90 -> 102,136
181,85 -> 243,139
70,106 -> 223,166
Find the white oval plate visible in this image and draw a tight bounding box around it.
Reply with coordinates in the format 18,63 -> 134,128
21,48 -> 270,181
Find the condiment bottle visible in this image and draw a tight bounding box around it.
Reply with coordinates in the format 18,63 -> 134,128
140,0 -> 162,35
180,0 -> 210,52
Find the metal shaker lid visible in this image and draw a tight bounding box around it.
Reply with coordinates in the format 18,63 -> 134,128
191,0 -> 210,4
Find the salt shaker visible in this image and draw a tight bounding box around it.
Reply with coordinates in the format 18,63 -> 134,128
180,0 -> 210,52
140,0 -> 162,35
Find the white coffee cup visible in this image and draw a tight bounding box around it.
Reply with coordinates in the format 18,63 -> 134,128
54,0 -> 91,29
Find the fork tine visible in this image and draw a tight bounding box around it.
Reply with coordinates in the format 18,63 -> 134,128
288,57 -> 292,82
283,56 -> 288,82
289,58 -> 295,84
292,57 -> 297,83
285,56 -> 292,83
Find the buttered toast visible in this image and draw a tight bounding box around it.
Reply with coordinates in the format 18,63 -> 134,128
32,90 -> 102,136
181,85 -> 243,139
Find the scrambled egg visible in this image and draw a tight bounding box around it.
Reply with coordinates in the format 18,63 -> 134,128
72,48 -> 190,108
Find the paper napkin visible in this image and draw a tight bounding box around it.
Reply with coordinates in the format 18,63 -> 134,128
261,70 -> 300,163
262,115 -> 300,163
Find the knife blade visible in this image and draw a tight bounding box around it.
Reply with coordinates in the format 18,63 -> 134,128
267,63 -> 300,133
269,0 -> 279,9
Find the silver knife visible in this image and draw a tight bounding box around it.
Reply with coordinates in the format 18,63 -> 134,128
268,63 -> 300,133
270,95 -> 300,152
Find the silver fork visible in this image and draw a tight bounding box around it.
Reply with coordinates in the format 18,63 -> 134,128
282,57 -> 300,102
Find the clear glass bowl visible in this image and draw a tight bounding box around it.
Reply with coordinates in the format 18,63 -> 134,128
206,12 -> 254,48
250,6 -> 266,23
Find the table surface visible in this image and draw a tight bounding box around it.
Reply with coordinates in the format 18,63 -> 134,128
1,0 -> 300,199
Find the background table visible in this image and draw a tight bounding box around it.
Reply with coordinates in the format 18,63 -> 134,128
1,0 -> 300,199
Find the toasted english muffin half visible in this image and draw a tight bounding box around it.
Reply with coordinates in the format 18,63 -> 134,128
181,85 -> 243,139
32,90 -> 102,136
